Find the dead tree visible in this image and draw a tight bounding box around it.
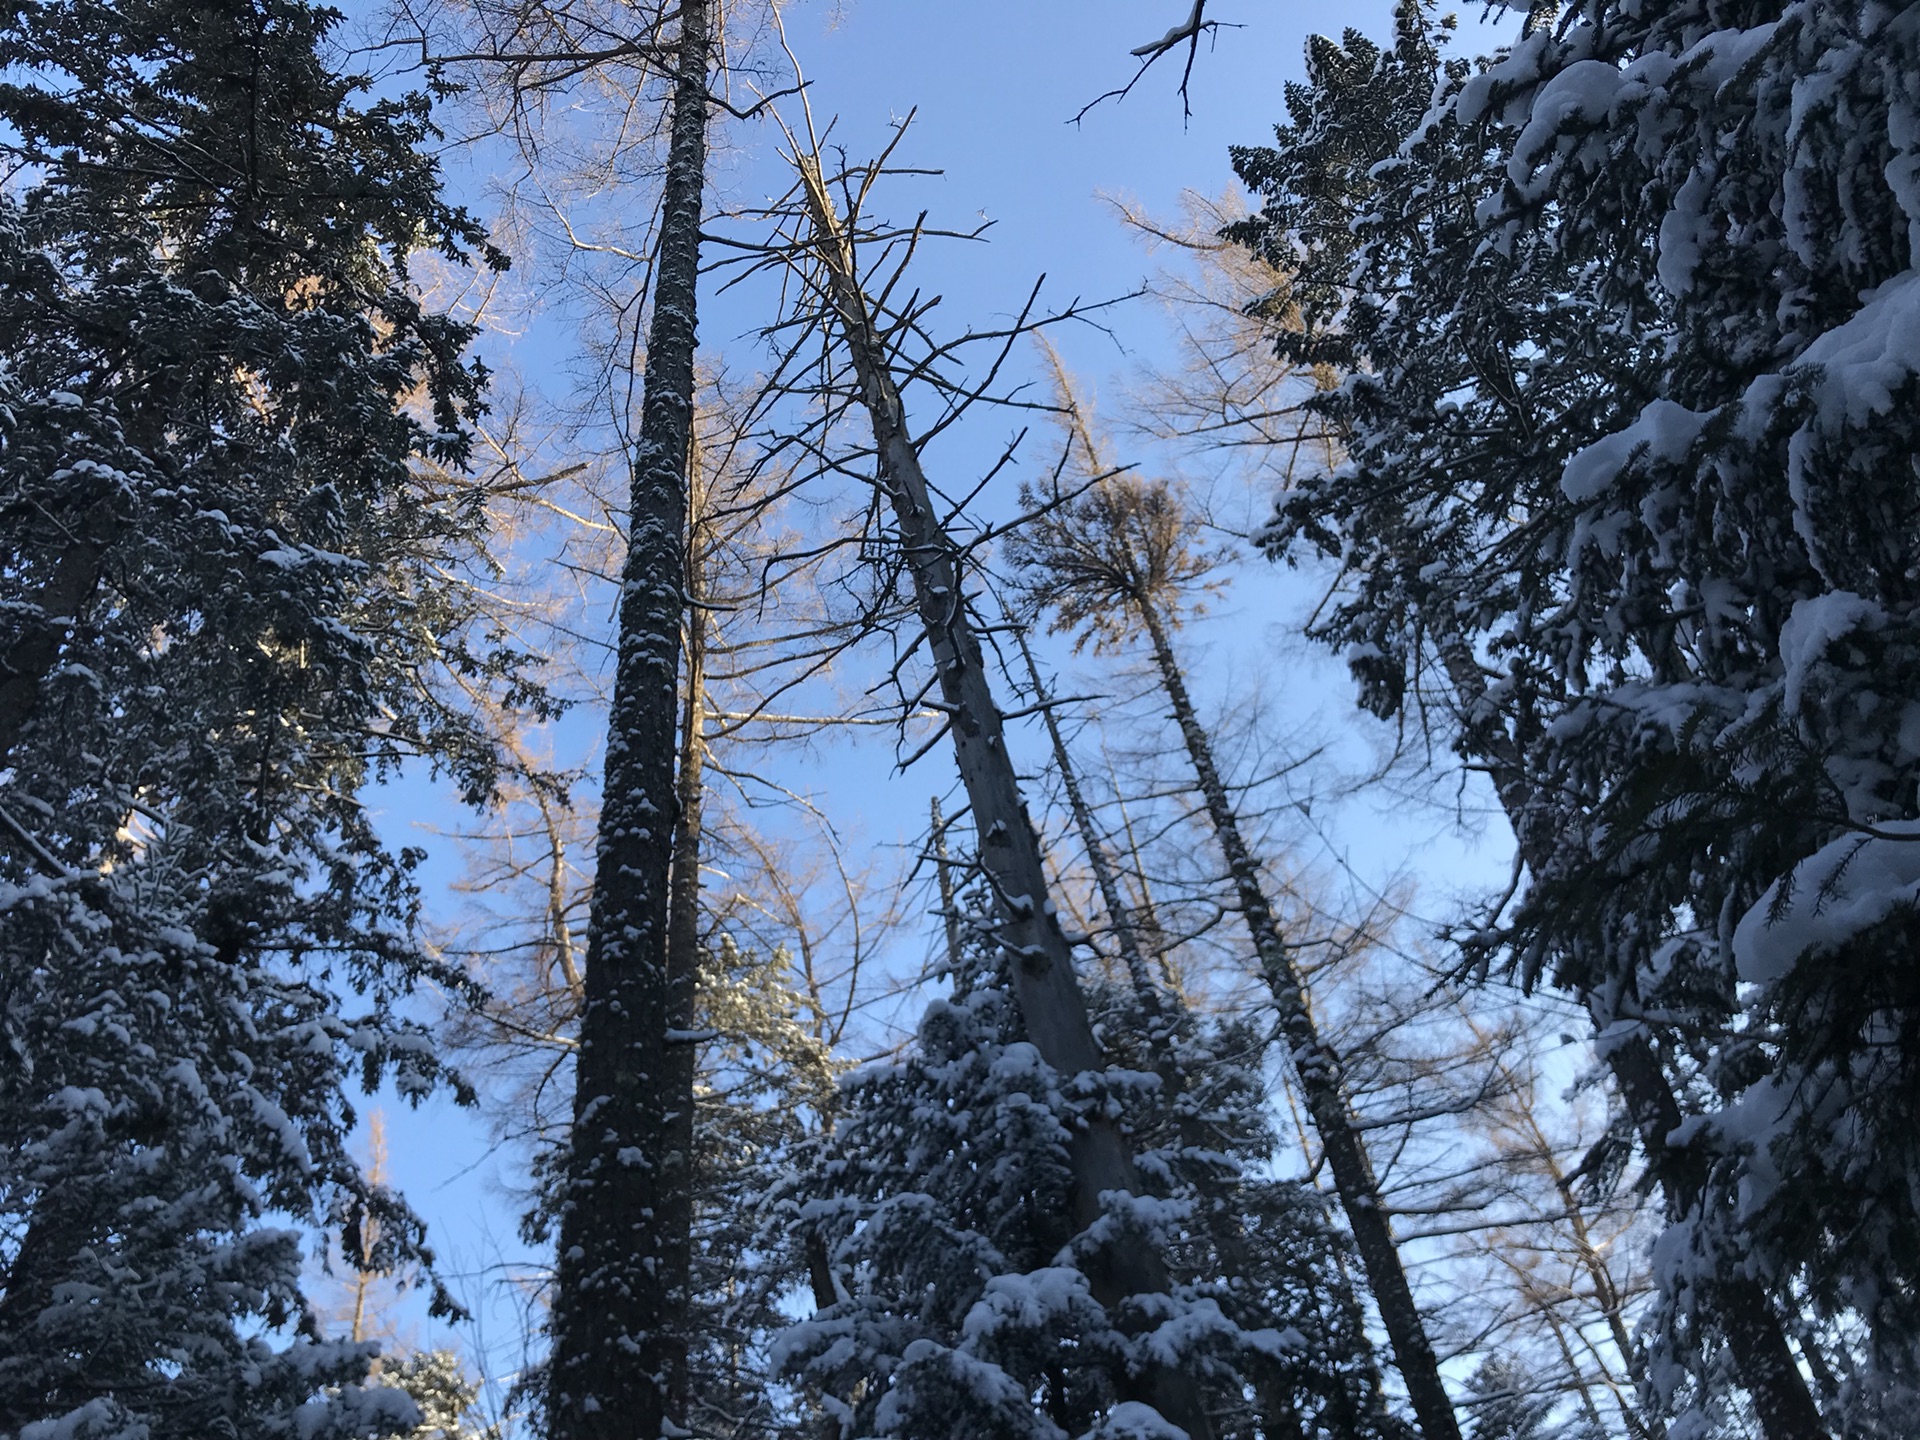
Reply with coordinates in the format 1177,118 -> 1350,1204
928,794 -> 965,975
717,101 -> 1217,1436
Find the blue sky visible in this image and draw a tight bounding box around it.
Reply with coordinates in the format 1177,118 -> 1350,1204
348,0 -> 1527,1406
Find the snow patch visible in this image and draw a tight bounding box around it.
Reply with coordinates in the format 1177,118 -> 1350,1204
1733,820 -> 1920,984
1794,269 -> 1920,427
1560,399 -> 1706,503
1508,60 -> 1622,183
1080,1401 -> 1189,1440
1776,591 -> 1883,713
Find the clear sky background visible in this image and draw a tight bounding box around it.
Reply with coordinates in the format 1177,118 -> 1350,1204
345,0 -> 1529,1407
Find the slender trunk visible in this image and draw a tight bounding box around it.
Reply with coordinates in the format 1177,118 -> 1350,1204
1134,596 -> 1461,1440
1541,1306 -> 1618,1440
1111,781 -> 1181,995
662,435 -> 710,1368
669,449 -> 712,1022
547,5 -> 709,1437
1483,1038 -> 1658,1437
795,155 -> 1214,1440
1544,1150 -> 1661,1440
1014,639 -> 1332,1436
1014,629 -> 1156,1004
1433,641 -> 1829,1440
929,795 -> 964,974
348,1114 -> 392,1347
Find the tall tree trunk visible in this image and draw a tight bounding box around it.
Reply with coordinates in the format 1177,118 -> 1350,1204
1015,635 -> 1345,1438
1433,641 -> 1829,1440
794,154 -> 1215,1440
1133,596 -> 1461,1440
547,4 -> 709,1437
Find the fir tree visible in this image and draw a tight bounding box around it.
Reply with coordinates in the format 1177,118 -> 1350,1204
1231,0 -> 1920,1433
684,937 -> 840,1440
0,2 -> 511,1435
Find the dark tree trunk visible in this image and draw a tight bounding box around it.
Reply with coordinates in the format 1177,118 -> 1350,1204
546,3 -> 709,1437
1135,596 -> 1462,1440
794,154 -> 1215,1440
0,512 -> 111,771
1434,641 -> 1829,1440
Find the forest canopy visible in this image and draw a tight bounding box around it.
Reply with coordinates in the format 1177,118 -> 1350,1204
2,3 -> 1916,1440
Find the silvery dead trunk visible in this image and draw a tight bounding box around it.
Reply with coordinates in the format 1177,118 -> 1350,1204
794,153 -> 1215,1440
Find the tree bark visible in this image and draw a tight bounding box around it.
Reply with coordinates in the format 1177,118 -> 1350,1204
795,154 -> 1214,1440
928,794 -> 965,974
1134,595 -> 1462,1440
0,505 -> 113,772
1433,641 -> 1829,1440
1014,629 -> 1158,1005
547,4 -> 709,1437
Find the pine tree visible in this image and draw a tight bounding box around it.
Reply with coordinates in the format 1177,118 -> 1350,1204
682,941 -> 839,1440
0,1 -> 510,1435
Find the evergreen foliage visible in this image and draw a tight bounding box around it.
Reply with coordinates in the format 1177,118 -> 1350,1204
0,2 -> 511,1435
25,3 -> 1920,1437
379,1352 -> 502,1440
686,938 -> 841,1440
1463,1358 -> 1555,1440
1231,0 -> 1920,1430
773,897 -> 1402,1440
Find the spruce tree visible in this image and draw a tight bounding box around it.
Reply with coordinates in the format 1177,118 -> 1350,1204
774,893 -> 1402,1440
1231,0 -> 1920,1432
542,1 -> 715,1433
0,1 -> 509,1436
